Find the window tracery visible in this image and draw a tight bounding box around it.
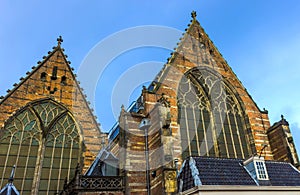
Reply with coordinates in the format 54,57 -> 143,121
0,99 -> 81,195
178,68 -> 252,160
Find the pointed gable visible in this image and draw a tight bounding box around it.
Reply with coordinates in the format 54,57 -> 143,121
143,12 -> 273,160
0,36 -> 101,157
171,11 -> 227,72
155,11 -> 246,88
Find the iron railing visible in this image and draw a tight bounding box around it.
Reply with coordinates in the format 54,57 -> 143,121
60,171 -> 124,194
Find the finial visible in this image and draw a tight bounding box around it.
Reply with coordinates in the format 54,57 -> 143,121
142,85 -> 147,92
191,11 -> 197,20
281,114 -> 284,120
57,35 -> 63,46
8,165 -> 16,183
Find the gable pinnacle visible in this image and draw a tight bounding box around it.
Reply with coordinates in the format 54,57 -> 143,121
191,11 -> 197,20
57,35 -> 63,46
8,165 -> 16,183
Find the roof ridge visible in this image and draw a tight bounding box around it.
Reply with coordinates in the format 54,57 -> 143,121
265,159 -> 294,164
192,156 -> 244,161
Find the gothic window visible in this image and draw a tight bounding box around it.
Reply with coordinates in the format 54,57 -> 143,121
0,99 -> 81,195
178,68 -> 252,160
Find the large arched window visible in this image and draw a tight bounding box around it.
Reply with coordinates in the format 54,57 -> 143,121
0,99 -> 81,195
177,68 -> 253,160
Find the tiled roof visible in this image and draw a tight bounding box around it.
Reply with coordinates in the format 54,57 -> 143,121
178,156 -> 300,192
266,161 -> 300,186
195,157 -> 256,185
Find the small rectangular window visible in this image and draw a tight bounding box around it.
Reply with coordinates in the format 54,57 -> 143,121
255,161 -> 269,180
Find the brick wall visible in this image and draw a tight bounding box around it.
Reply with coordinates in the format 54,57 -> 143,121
267,118 -> 299,167
0,46 -> 102,170
111,16 -> 276,194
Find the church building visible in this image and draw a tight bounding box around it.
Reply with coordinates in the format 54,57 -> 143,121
0,11 -> 299,195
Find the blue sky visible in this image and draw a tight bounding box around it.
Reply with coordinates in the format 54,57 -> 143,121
1,1 -> 300,152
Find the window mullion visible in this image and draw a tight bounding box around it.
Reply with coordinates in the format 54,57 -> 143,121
47,138 -> 57,193
192,106 -> 200,156
32,138 -> 46,195
200,109 -> 209,156
56,132 -> 66,192
0,134 -> 13,188
217,110 -> 229,158
67,139 -> 74,181
227,112 -> 237,158
234,113 -> 245,159
183,106 -> 191,157
21,136 -> 33,192
14,129 -> 26,167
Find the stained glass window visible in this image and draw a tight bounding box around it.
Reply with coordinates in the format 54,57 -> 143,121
0,99 -> 81,195
178,68 -> 253,159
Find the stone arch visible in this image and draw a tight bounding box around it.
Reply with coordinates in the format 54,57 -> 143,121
177,67 -> 254,159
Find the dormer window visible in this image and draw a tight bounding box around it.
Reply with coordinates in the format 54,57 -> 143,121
255,160 -> 268,180
243,156 -> 269,182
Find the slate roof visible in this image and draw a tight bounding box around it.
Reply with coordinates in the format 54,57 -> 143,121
178,156 -> 300,192
266,161 -> 300,186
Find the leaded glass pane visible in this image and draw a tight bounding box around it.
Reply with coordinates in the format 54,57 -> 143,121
40,113 -> 80,194
0,99 -> 81,195
0,108 -> 41,195
33,100 -> 65,127
177,68 -> 252,159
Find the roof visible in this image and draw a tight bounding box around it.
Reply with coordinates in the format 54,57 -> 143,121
178,156 -> 300,192
266,161 -> 300,186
